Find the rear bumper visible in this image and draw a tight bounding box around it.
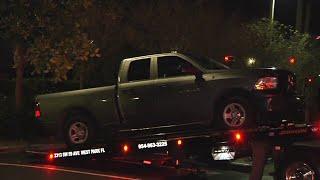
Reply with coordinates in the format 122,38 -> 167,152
253,93 -> 305,126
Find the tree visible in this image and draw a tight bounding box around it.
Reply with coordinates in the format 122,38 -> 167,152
0,0 -> 101,111
0,0 -> 36,110
27,1 -> 101,88
240,18 -> 319,88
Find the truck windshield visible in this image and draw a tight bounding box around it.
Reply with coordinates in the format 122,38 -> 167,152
186,54 -> 230,70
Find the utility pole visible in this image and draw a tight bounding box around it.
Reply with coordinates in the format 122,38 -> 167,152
270,0 -> 276,23
304,0 -> 312,33
296,0 -> 304,32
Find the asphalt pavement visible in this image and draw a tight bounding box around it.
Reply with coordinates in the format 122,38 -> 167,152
0,150 -> 274,180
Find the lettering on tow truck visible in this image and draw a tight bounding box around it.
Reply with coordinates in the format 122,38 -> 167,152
72,151 -> 80,156
52,148 -> 106,159
81,150 -> 90,155
279,128 -> 308,135
54,153 -> 63,158
138,140 -> 168,149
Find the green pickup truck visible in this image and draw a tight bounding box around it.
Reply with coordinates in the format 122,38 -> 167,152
35,52 -> 304,147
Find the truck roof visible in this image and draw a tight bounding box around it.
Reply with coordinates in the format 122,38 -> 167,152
123,52 -> 183,62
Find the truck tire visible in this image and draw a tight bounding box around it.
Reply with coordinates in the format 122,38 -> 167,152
282,160 -> 319,180
64,114 -> 96,148
216,96 -> 255,129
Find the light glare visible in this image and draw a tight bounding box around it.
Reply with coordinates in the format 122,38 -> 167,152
247,57 -> 256,66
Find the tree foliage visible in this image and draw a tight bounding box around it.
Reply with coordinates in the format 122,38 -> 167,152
241,18 -> 320,84
0,0 -> 101,82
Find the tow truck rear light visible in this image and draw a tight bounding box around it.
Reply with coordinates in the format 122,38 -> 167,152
275,146 -> 281,151
233,132 -> 243,143
176,160 -> 179,166
48,153 -> 54,161
235,133 -> 242,141
122,144 -> 129,153
254,77 -> 278,90
143,160 -> 152,165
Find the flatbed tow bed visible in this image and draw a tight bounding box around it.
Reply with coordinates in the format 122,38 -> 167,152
25,122 -> 320,180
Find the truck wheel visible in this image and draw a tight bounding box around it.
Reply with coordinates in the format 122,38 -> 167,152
283,161 -> 319,180
64,114 -> 95,148
216,96 -> 255,129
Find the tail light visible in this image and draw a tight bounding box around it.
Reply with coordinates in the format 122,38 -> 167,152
35,102 -> 41,119
122,144 -> 129,153
233,132 -> 243,143
143,160 -> 152,165
48,153 -> 54,161
254,77 -> 278,90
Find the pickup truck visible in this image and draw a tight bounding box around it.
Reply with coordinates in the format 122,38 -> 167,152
35,52 -> 304,147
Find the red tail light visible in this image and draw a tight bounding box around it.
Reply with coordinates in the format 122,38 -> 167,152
143,160 -> 152,165
233,131 -> 244,143
255,77 -> 278,90
235,133 -> 242,141
35,103 -> 41,119
122,144 -> 129,153
48,153 -> 54,161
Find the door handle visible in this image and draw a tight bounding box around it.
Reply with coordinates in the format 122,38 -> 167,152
158,84 -> 167,88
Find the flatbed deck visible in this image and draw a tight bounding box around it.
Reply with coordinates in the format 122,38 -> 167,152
26,122 -> 318,160
114,123 -> 316,144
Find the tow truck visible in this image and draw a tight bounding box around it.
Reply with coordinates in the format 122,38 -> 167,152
26,120 -> 320,180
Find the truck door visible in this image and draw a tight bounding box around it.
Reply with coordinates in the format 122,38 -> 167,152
117,58 -> 156,128
152,55 -> 210,127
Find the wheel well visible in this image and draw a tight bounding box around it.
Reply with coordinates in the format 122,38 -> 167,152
58,107 -> 99,136
213,88 -> 252,112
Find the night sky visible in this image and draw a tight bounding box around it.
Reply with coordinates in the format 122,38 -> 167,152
274,0 -> 319,34
224,0 -> 319,35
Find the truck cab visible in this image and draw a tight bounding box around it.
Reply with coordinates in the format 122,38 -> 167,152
117,52 -> 218,129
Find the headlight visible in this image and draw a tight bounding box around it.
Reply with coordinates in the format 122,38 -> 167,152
254,77 -> 278,90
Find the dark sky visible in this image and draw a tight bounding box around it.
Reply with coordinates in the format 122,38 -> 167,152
273,0 -> 319,34
309,0 -> 320,34
224,0 -> 319,35
223,0 -> 269,19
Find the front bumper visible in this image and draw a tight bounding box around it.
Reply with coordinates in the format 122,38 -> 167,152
253,93 -> 305,126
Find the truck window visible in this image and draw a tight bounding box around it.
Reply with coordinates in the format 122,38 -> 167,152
127,59 -> 151,81
158,56 -> 199,78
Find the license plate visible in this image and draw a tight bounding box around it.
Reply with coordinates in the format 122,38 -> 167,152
211,145 -> 235,160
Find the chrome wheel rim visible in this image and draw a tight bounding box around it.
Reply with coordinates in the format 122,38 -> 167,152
68,122 -> 89,144
223,103 -> 246,127
285,162 -> 315,180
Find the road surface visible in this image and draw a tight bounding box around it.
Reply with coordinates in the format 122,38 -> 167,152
0,151 -> 274,180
